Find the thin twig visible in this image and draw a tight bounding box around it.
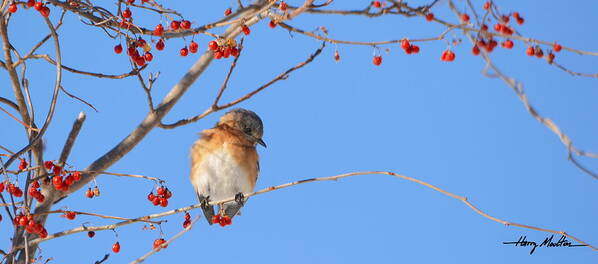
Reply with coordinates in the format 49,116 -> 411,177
0,105 -> 39,132
159,41 -> 325,129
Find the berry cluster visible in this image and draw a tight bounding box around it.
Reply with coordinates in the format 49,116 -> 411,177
147,186 -> 172,207
44,161 -> 82,192
1,181 -> 23,197
85,186 -> 101,198
28,180 -> 45,203
117,38 -> 154,67
401,39 -> 420,55
18,0 -> 51,17
153,238 -> 168,251
14,214 -> 48,238
208,39 -> 240,60
211,214 -> 232,227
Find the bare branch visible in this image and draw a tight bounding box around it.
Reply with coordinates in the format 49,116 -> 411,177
58,112 -> 86,166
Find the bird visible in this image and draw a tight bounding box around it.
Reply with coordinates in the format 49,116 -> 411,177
190,108 -> 266,225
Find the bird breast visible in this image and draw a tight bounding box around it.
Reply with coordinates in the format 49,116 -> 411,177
191,144 -> 253,201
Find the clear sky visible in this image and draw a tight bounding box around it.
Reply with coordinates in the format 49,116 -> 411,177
2,0 -> 597,263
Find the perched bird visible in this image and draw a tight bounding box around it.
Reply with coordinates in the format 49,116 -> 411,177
190,108 -> 266,225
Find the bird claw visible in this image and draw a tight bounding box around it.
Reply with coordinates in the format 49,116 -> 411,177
234,192 -> 245,206
200,195 -> 211,209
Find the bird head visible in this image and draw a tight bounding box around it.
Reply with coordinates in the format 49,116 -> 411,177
218,108 -> 266,147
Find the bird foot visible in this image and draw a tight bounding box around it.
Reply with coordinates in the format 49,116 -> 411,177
234,192 -> 245,206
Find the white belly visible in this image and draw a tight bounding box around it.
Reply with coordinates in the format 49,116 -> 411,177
191,147 -> 252,201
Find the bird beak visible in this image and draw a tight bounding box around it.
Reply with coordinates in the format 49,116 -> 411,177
257,138 -> 267,148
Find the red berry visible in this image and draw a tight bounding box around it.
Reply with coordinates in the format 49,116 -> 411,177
181,20 -> 191,30
153,24 -> 164,36
52,176 -> 63,186
222,47 -> 231,58
88,231 -> 95,238
214,50 -> 223,59
280,1 -> 288,11
534,47 -> 544,58
114,44 -> 123,54
156,186 -> 166,195
85,188 -> 94,198
483,1 -> 491,10
164,188 -> 172,199
242,25 -> 251,35
189,41 -> 198,53
184,212 -> 191,221
268,20 -> 277,28
461,13 -> 470,22
372,55 -> 382,66
18,216 -> 28,226
441,50 -> 456,62
170,20 -> 180,30
8,3 -> 17,13
547,52 -> 555,64
0,182 -> 4,193
36,193 -> 45,203
147,192 -> 155,201
481,24 -> 488,31
127,0 -> 134,4
44,161 -> 54,169
34,1 -> 43,11
153,238 -> 167,250
27,0 -> 35,8
64,175 -> 75,186
159,197 -> 168,207
31,181 -> 40,189
372,1 -> 381,8
410,45 -> 420,54
553,43 -> 562,52
19,159 -> 28,170
502,39 -> 514,49
53,165 -> 62,176
208,40 -> 218,51
516,17 -> 525,25
112,242 -> 121,253
13,187 -> 22,197
211,215 -> 221,224
501,15 -> 510,23
151,196 -> 160,206
401,39 -> 410,50
73,171 -> 81,181
122,8 -> 131,18
513,12 -> 520,19
472,45 -> 480,55
156,39 -> 165,51
334,50 -> 340,61
224,7 -> 232,16
425,13 -> 434,22
144,52 -> 153,62
183,220 -> 191,228
64,211 -> 76,220
135,56 -> 145,66
230,47 -> 239,57
494,24 -> 503,32
219,215 -> 232,226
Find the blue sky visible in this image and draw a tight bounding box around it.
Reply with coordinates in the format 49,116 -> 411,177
2,0 -> 597,263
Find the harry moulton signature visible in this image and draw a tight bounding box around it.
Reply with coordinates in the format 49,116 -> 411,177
503,235 -> 587,254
